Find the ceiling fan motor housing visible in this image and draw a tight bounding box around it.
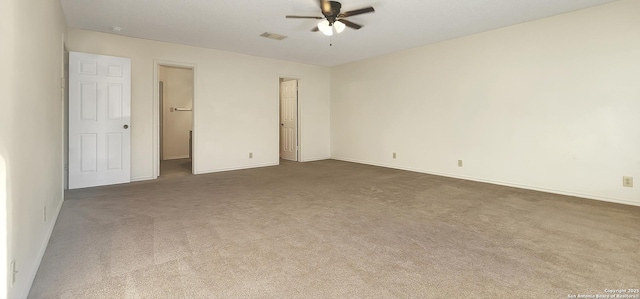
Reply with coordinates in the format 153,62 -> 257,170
324,1 -> 342,24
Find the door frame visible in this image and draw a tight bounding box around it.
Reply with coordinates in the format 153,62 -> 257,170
278,76 -> 301,162
153,60 -> 198,178
62,37 -> 69,190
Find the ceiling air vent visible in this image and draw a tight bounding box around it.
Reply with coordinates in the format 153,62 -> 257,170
260,32 -> 288,40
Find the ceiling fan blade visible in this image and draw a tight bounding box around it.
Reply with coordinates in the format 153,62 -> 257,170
319,0 -> 331,14
311,26 -> 320,32
286,15 -> 323,19
339,6 -> 375,18
337,19 -> 362,30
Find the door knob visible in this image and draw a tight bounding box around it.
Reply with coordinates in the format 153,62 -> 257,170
124,124 -> 129,129
281,123 -> 284,126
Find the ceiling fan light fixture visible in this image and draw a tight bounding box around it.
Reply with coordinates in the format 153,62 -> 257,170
317,19 -> 333,36
334,21 -> 346,33
324,28 -> 334,36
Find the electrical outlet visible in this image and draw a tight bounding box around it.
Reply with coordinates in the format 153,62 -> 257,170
393,152 -> 397,159
249,152 -> 253,159
10,260 -> 16,286
458,160 -> 463,167
623,176 -> 633,188
43,206 -> 47,222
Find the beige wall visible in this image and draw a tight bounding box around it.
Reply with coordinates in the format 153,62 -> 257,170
0,0 -> 67,297
160,66 -> 194,160
331,0 -> 640,206
0,2 -> 10,296
66,29 -> 331,179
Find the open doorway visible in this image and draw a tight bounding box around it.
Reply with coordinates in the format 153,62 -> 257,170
279,78 -> 299,162
158,65 -> 194,178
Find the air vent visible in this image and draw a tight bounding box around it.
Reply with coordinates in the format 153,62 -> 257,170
260,32 -> 287,40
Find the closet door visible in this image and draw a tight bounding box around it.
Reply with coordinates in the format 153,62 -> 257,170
68,51 -> 131,189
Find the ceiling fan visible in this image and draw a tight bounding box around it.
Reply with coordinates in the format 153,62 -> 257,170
286,0 -> 375,36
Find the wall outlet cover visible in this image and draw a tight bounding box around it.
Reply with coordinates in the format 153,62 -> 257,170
623,176 -> 633,188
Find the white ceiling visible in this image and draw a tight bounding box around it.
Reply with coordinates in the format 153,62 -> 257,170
60,0 -> 620,67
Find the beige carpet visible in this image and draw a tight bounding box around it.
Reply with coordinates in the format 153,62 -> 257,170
159,158 -> 192,179
29,160 -> 640,298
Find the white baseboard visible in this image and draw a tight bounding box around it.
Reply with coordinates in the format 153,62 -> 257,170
300,156 -> 331,162
19,196 -> 64,298
131,176 -> 155,182
162,155 -> 189,160
332,156 -> 640,207
196,162 -> 279,175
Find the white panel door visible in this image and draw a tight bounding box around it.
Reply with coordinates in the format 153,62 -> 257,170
280,80 -> 298,161
69,52 -> 131,189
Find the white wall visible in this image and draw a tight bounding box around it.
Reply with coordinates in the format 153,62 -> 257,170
331,0 -> 640,206
66,29 -> 331,179
0,0 -> 67,297
0,3 -> 10,296
160,66 -> 193,160
0,156 -> 6,297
